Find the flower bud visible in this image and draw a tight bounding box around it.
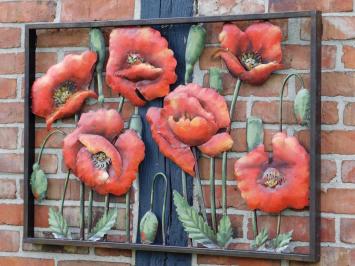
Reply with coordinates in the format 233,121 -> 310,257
89,28 -> 106,72
140,211 -> 158,244
209,67 -> 223,94
294,88 -> 310,127
185,24 -> 206,83
31,163 -> 48,202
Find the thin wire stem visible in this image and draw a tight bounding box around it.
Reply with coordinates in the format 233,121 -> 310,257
87,189 -> 94,233
192,147 -> 207,221
181,170 -> 188,200
209,157 -> 216,232
252,209 -> 258,237
118,95 -> 124,113
37,129 -> 66,164
277,212 -> 282,235
79,181 -> 85,240
60,170 -> 71,216
104,194 -> 110,215
125,189 -> 130,242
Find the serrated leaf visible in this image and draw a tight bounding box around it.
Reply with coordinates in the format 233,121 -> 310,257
216,215 -> 233,248
271,230 -> 293,252
48,207 -> 70,239
251,228 -> 269,249
247,116 -> 264,152
173,190 -> 218,248
88,209 -> 117,241
30,163 -> 48,202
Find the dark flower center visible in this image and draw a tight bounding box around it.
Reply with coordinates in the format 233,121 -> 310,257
240,52 -> 261,71
53,81 -> 76,106
127,53 -> 144,64
92,151 -> 111,169
262,167 -> 284,188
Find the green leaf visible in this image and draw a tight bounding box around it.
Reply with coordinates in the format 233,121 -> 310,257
173,190 -> 218,248
251,228 -> 269,249
271,230 -> 293,252
216,215 -> 233,248
294,88 -> 311,127
88,209 -> 117,241
48,207 -> 70,239
246,116 -> 264,151
30,163 -> 48,202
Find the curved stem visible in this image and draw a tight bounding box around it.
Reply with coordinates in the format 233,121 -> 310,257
209,157 -> 216,232
79,181 -> 85,240
150,172 -> 168,245
279,73 -> 305,132
192,147 -> 207,222
252,209 -> 258,237
125,189 -> 130,242
118,95 -> 125,113
87,189 -> 94,233
229,78 -> 242,126
60,170 -> 71,216
37,129 -> 66,164
276,212 -> 282,235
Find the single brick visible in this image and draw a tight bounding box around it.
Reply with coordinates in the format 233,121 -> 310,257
198,0 -> 265,16
342,45 -> 355,69
0,230 -> 20,252
0,128 -> 18,149
342,160 -> 355,183
0,78 -> 17,99
0,179 -> 17,199
0,28 -> 21,48
0,53 -> 24,74
321,189 -> 355,214
0,204 -> 23,225
0,257 -> 54,266
344,103 -> 355,126
321,131 -> 355,154
270,0 -> 352,12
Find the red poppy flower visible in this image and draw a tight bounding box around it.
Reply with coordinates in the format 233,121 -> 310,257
146,83 -> 233,176
106,27 -> 177,106
234,132 -> 309,213
32,51 -> 98,129
63,109 -> 145,196
216,22 -> 283,85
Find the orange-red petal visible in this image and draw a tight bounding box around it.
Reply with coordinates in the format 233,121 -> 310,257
240,62 -> 284,86
198,132 -> 233,156
32,51 -> 97,119
63,109 -> 124,175
146,107 -> 195,176
216,50 -> 246,78
106,27 -> 177,106
219,23 -> 249,55
45,90 -> 97,130
115,63 -> 163,82
95,130 -> 145,196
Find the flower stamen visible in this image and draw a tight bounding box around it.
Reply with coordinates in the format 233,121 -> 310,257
240,52 -> 261,71
127,53 -> 144,64
262,167 -> 284,188
92,151 -> 111,169
53,81 -> 76,106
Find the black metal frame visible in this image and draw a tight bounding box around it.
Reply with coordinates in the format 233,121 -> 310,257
24,11 -> 322,262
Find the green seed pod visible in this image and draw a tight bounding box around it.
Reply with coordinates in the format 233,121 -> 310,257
185,24 -> 206,83
209,67 -> 223,94
30,163 -> 48,202
140,211 -> 158,244
294,88 -> 311,127
89,28 -> 106,72
129,113 -> 143,137
247,116 -> 264,152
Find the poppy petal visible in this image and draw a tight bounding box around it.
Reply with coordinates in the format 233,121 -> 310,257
78,134 -> 122,178
106,27 -> 177,106
168,115 -> 216,146
146,107 -> 195,176
115,63 -> 163,82
240,62 -> 283,85
32,51 -> 97,119
76,147 -> 110,187
198,132 -> 234,156
219,23 -> 249,55
63,109 -> 124,174
215,50 -> 246,78
45,90 -> 98,130
95,130 -> 145,196
245,22 -> 282,63
165,84 -> 230,129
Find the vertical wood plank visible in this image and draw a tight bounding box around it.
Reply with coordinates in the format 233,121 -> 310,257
136,0 -> 194,265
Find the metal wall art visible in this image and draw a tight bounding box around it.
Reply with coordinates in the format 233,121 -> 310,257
24,11 -> 321,262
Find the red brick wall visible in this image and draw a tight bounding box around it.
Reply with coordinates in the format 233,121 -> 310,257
0,0 -> 354,265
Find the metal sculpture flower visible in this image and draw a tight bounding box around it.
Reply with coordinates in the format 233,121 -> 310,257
216,22 -> 283,85
147,83 -> 233,176
234,132 -> 309,213
32,51 -> 98,129
63,109 -> 145,196
106,27 -> 177,106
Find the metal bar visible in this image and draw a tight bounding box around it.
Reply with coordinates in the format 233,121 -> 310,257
23,27 -> 36,239
25,11 -> 316,30
23,237 -> 314,262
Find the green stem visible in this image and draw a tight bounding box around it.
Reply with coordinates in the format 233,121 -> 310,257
79,181 -> 85,240
181,170 -> 187,200
277,212 -> 282,235
87,189 -> 94,233
118,95 -> 124,113
252,209 -> 258,238
104,194 -> 110,216
279,73 -> 304,132
192,147 -> 207,222
60,169 -> 71,216
150,172 -> 168,245
209,157 -> 216,232
37,129 -> 66,165
125,190 -> 130,242
97,72 -> 104,105
229,78 -> 242,125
